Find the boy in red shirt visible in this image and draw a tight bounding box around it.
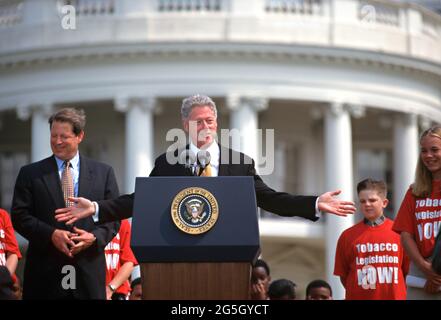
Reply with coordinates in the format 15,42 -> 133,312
0,208 -> 21,280
334,179 -> 408,299
105,219 -> 138,300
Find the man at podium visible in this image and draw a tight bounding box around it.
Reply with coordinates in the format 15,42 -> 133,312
55,94 -> 356,224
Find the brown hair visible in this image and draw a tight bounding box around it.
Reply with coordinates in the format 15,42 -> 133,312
48,108 -> 86,136
357,178 -> 387,198
413,125 -> 441,197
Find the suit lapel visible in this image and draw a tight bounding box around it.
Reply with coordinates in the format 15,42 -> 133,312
41,156 -> 65,209
182,165 -> 194,176
78,155 -> 93,198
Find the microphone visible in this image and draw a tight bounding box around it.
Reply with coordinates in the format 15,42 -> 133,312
196,150 -> 211,176
178,149 -> 197,176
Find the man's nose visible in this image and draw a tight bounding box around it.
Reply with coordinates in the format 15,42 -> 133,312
53,137 -> 62,144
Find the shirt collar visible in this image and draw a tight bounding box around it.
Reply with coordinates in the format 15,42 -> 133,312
54,152 -> 80,170
363,214 -> 385,227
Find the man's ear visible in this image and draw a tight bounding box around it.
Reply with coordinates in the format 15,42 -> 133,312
382,198 -> 389,208
77,131 -> 85,143
183,119 -> 189,133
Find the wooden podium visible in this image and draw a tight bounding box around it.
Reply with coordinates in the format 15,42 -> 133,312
131,177 -> 260,300
141,262 -> 250,300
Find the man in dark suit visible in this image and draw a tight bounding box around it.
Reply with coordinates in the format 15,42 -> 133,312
55,94 -> 355,224
11,108 -> 120,299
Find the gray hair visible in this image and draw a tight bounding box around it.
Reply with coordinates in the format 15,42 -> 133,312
181,94 -> 217,119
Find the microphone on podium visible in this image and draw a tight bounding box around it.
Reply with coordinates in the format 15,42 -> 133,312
179,149 -> 198,176
178,149 -> 211,176
196,150 -> 211,176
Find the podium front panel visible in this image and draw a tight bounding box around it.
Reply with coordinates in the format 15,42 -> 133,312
131,176 -> 260,263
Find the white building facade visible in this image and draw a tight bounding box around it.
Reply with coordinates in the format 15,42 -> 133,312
0,0 -> 441,299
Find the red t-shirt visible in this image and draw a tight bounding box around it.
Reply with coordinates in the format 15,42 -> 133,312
334,218 -> 408,300
105,219 -> 138,295
392,181 -> 441,258
0,208 -> 22,267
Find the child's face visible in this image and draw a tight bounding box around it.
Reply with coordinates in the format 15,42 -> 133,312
420,135 -> 441,180
307,287 -> 333,300
358,189 -> 388,221
251,267 -> 271,291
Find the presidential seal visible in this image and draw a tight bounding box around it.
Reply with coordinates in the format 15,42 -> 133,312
171,187 -> 219,235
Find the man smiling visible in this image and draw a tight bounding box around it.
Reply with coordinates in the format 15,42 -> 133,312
11,108 -> 120,299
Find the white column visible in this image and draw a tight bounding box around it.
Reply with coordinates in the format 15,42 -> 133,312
227,95 -> 268,166
17,104 -> 53,162
324,103 -> 355,300
115,96 -> 156,194
393,113 -> 418,215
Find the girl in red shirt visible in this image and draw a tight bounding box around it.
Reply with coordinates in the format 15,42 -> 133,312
393,125 -> 441,299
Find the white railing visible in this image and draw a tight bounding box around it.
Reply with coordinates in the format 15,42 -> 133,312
0,0 -> 22,27
59,0 -> 114,16
158,0 -> 222,12
0,0 -> 440,64
358,0 -> 400,27
265,0 -> 323,15
422,11 -> 440,38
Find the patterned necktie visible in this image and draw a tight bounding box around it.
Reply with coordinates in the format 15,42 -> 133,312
61,161 -> 74,207
199,164 -> 212,177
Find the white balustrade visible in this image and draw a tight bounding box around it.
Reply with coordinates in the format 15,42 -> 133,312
0,0 -> 23,27
59,0 -> 115,16
265,0 -> 323,15
157,0 -> 222,12
358,0 -> 400,26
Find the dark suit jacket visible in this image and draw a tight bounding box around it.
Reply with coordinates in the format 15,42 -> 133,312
97,146 -> 318,223
11,155 -> 120,299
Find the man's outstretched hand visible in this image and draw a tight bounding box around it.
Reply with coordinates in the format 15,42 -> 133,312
55,197 -> 95,225
317,190 -> 356,217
